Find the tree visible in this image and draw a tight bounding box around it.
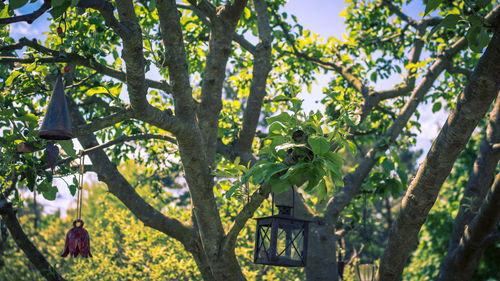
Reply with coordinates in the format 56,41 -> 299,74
0,160 -> 303,281
0,0 -> 500,280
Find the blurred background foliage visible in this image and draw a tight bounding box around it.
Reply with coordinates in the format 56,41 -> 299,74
0,161 -> 302,281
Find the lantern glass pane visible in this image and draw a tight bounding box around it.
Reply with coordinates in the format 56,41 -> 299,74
257,225 -> 272,260
276,224 -> 305,262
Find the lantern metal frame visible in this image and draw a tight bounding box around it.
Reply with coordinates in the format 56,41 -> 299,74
253,189 -> 310,267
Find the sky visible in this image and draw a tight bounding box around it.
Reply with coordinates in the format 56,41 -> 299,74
9,0 -> 450,215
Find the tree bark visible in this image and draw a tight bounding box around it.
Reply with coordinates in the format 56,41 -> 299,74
379,24 -> 500,281
437,171 -> 500,281
445,93 -> 500,254
275,188 -> 339,281
306,223 -> 339,281
0,195 -> 66,281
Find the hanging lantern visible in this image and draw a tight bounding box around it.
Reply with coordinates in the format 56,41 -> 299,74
355,263 -> 377,281
38,73 -> 73,140
254,193 -> 310,267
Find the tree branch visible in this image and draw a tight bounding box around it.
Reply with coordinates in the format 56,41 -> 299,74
323,25 -> 470,227
358,26 -> 425,122
0,195 -> 66,281
78,0 -> 130,38
185,0 -> 218,23
234,0 -> 272,159
177,3 -> 257,55
379,23 -> 500,281
381,0 -> 419,28
72,107 -> 135,136
156,0 -> 197,121
0,37 -> 171,92
196,0 -> 248,164
66,95 -> 195,250
274,12 -> 369,96
113,0 -> 149,115
223,183 -> 272,250
83,133 -> 176,153
40,133 -> 177,170
0,0 -> 51,24
445,94 -> 500,254
437,171 -> 500,281
447,65 -> 473,78
219,0 -> 248,24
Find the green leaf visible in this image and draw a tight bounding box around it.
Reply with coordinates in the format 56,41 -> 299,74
316,178 -> 327,201
346,140 -> 357,154
49,1 -> 70,19
26,62 -> 37,72
304,163 -> 325,191
26,172 -> 36,191
394,65 -> 402,74
0,6 -> 9,18
279,163 -> 308,183
324,152 -> 343,167
432,102 -> 442,113
38,180 -> 58,201
42,184 -> 58,200
43,170 -> 53,183
243,7 -> 251,19
370,72 -> 377,83
467,25 -> 482,52
268,121 -> 286,135
386,178 -> 403,197
428,13 -> 460,40
249,163 -> 287,185
86,86 -> 108,96
73,176 -> 79,186
397,169 -> 408,186
17,113 -> 38,124
5,71 -> 21,86
266,112 -> 291,125
269,175 -> 290,194
68,184 -> 77,196
59,140 -> 77,158
9,0 -> 29,10
225,185 -> 239,199
441,14 -> 461,28
308,136 -> 330,156
382,158 -> 394,172
424,0 -> 442,15
477,27 -> 491,51
51,0 -> 67,7
147,0 -> 156,11
324,158 -> 342,179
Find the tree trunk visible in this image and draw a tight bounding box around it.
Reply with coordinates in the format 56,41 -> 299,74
437,172 -> 500,281
445,95 -> 500,252
275,188 -> 339,281
211,251 -> 247,281
379,24 -> 500,281
306,223 -> 339,281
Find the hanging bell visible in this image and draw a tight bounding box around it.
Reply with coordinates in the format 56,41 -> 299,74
38,73 -> 73,140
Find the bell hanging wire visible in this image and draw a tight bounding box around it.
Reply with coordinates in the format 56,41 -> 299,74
38,72 -> 73,140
